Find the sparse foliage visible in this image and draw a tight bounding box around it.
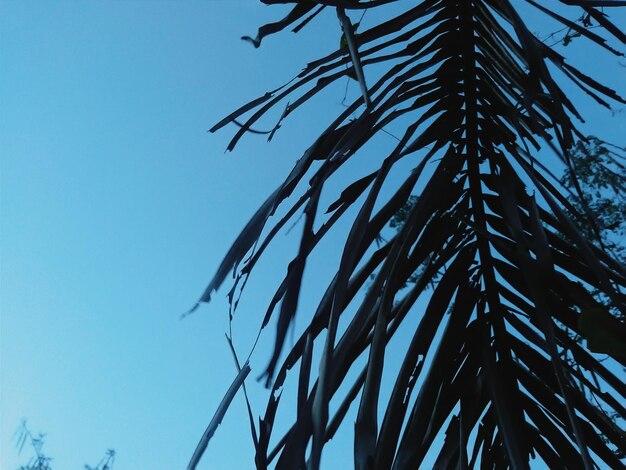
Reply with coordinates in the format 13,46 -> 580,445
561,136 -> 626,264
14,422 -> 115,470
15,422 -> 52,470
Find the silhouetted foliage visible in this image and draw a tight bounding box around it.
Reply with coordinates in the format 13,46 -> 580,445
561,137 -> 626,263
191,1 -> 626,469
14,422 -> 115,470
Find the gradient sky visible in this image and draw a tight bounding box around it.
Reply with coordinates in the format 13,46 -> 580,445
1,2 -> 624,469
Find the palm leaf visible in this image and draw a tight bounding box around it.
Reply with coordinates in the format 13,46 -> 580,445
193,1 -> 626,468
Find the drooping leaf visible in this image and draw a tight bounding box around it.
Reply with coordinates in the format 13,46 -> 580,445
188,363 -> 251,470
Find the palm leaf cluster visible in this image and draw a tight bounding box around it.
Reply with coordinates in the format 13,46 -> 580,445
192,0 -> 626,468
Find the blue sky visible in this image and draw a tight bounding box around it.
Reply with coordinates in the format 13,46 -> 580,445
1,2 -> 624,469
0,2 -> 335,468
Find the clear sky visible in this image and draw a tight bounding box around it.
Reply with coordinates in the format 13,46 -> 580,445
1,2 -> 624,469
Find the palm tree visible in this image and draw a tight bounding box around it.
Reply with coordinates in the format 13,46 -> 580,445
190,1 -> 626,468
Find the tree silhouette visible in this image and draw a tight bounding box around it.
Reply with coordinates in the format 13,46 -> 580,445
191,1 -> 626,468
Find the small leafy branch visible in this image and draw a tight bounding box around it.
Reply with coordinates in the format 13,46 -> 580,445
14,422 -> 51,470
14,421 -> 115,470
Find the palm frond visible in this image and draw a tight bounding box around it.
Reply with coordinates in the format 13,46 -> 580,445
194,1 -> 626,468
